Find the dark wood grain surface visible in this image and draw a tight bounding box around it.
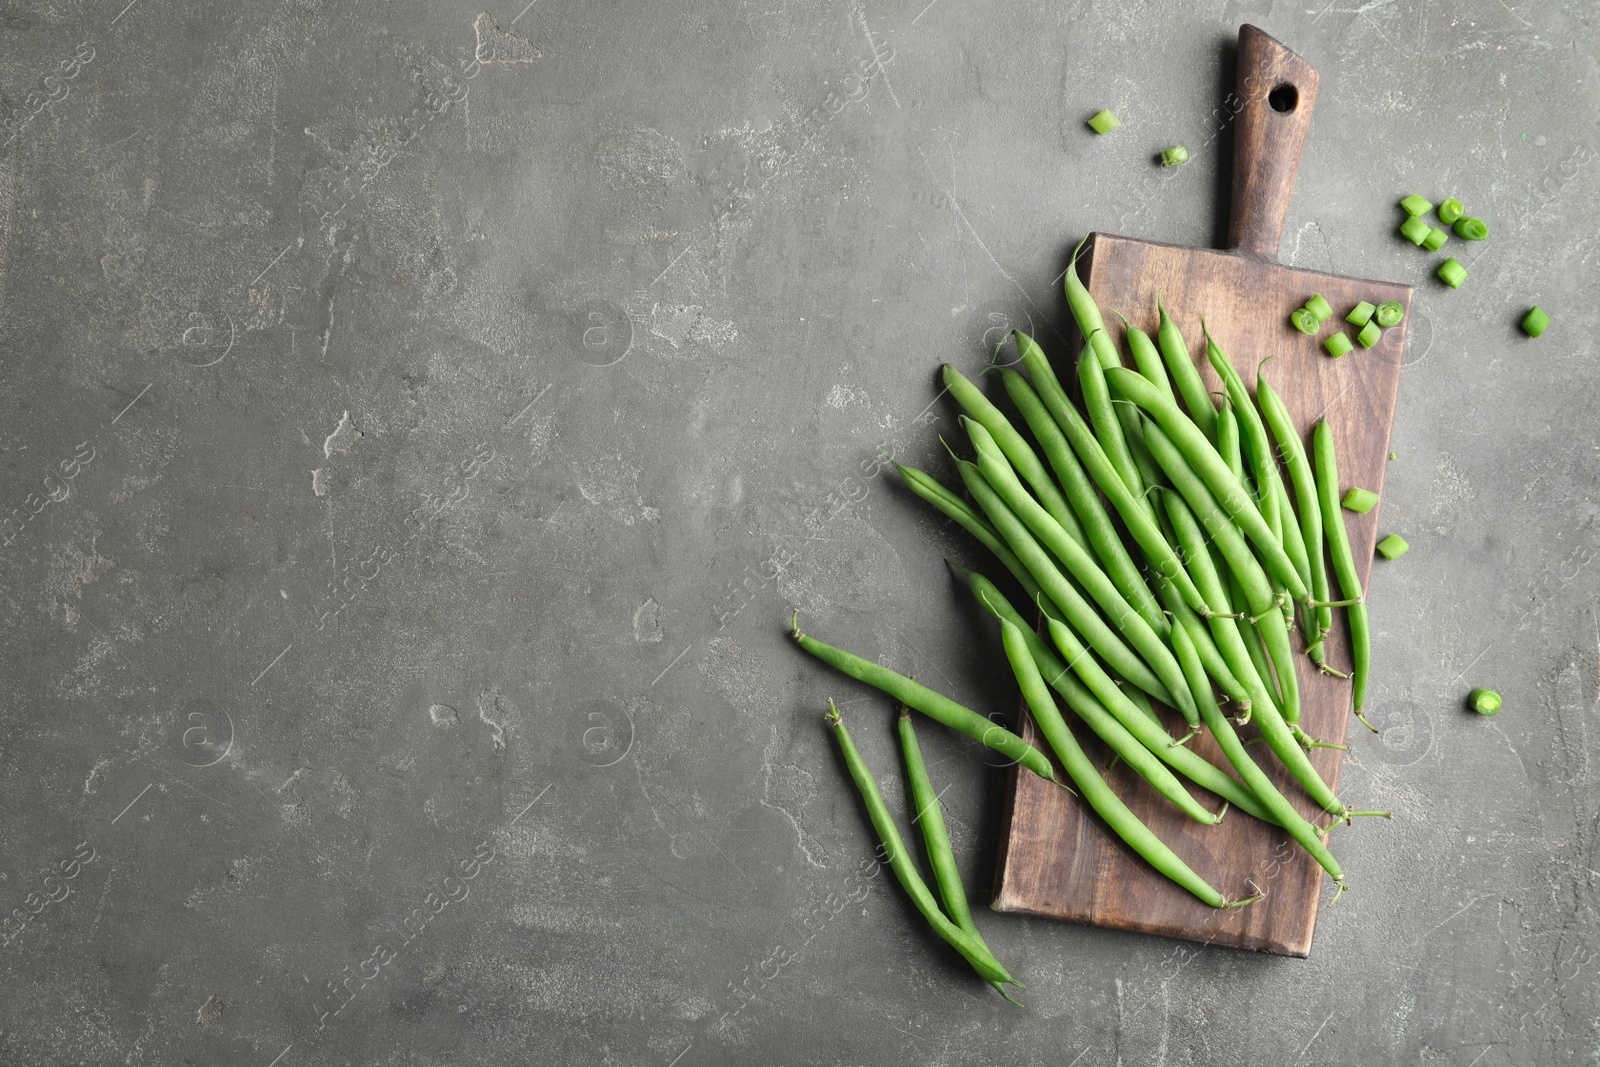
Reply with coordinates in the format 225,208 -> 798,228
990,26 -> 1410,957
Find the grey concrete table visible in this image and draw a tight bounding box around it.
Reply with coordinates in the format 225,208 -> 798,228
1,1 -> 1595,1064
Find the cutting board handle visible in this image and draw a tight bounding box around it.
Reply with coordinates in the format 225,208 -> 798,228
1226,25 -> 1320,260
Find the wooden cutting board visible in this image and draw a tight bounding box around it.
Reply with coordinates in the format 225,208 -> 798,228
990,25 -> 1410,957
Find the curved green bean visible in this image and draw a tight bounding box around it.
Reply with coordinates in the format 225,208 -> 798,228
793,620 -> 1056,781
1000,366 -> 1165,633
999,618 -> 1257,909
1161,491 -> 1346,816
1012,334 -> 1213,616
942,364 -> 1088,552
966,571 -> 1272,824
1156,300 -> 1218,441
1120,311 -> 1175,403
1255,370 -> 1333,661
1105,368 -> 1309,603
1170,623 -> 1345,885
1313,420 -> 1372,717
1078,341 -> 1144,501
893,461 -> 1052,612
954,458 -> 1175,706
964,419 -> 1198,728
826,702 -> 1022,992
1064,237 -> 1121,372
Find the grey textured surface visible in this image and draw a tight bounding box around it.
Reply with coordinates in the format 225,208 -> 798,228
1,1 -> 1596,1064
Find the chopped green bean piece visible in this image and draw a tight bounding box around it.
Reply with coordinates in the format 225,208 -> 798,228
1438,257 -> 1467,288
1356,320 -> 1381,348
1400,194 -> 1433,216
1323,332 -> 1353,358
1374,301 -> 1404,328
1400,215 -> 1431,245
1422,227 -> 1450,252
1453,216 -> 1488,241
1346,301 -> 1376,326
1438,197 -> 1465,225
1376,533 -> 1410,560
1291,307 -> 1320,335
1305,293 -> 1333,323
1161,145 -> 1189,166
1088,109 -> 1120,134
1522,306 -> 1550,338
1468,688 -> 1501,716
1341,486 -> 1379,513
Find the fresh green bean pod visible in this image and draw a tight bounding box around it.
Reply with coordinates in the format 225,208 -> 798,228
1078,341 -> 1145,502
793,622 -> 1056,781
825,703 -> 1022,991
999,618 -> 1255,909
1156,300 -> 1218,441
1169,623 -> 1344,884
1104,368 -> 1310,603
1000,366 -> 1164,633
895,461 -> 1049,600
955,459 -> 1175,706
942,364 -> 1089,552
1012,335 -> 1213,616
1064,238 -> 1121,372
1313,420 -> 1371,711
897,711 -> 974,931
963,419 -> 1198,728
965,571 -> 1272,825
1120,313 -> 1175,403
1255,374 -> 1333,660
1162,491 -> 1345,816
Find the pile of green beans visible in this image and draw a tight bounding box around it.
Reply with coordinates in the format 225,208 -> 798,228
792,254 -> 1393,974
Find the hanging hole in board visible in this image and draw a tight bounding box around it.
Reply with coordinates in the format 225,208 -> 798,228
1268,83 -> 1298,113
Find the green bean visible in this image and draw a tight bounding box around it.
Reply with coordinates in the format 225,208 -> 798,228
954,458 -> 1176,706
1156,300 -> 1218,441
1313,420 -> 1373,718
998,618 -> 1257,909
1209,346 -> 1315,613
1000,365 -> 1164,633
825,701 -> 1022,992
1143,418 -> 1306,726
897,710 -> 976,933
1120,311 -> 1175,403
1013,335 -> 1213,616
894,461 -> 1048,599
1170,623 -> 1345,885
1064,237 -> 1120,372
942,365 -> 1088,552
965,571 -> 1272,824
1078,340 -> 1144,501
792,619 -> 1056,781
1254,371 -> 1334,665
1104,368 -> 1310,603
1162,491 -> 1346,816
